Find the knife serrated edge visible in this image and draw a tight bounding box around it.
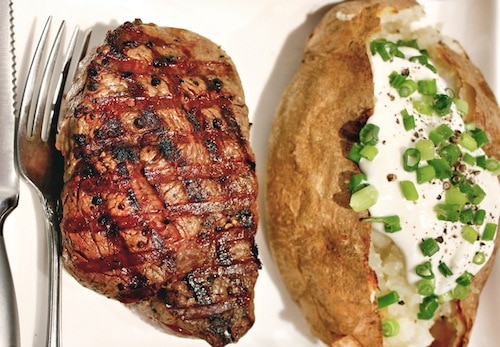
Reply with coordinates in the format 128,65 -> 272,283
9,0 -> 16,111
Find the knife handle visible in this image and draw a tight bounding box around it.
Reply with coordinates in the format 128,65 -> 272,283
0,218 -> 20,347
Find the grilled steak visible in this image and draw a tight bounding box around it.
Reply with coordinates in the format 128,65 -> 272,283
55,19 -> 260,346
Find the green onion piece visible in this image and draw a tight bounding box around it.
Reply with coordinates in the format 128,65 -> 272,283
416,165 -> 436,184
400,109 -> 416,131
418,295 -> 439,320
418,79 -> 437,95
403,148 -> 421,172
359,123 -> 380,146
377,290 -> 400,308
399,180 -> 419,201
419,238 -> 440,257
485,158 -> 500,172
415,139 -> 435,161
417,279 -> 435,296
462,152 -> 476,166
382,319 -> 400,338
438,144 -> 461,166
397,39 -> 419,49
359,145 -> 379,161
438,262 -> 453,277
482,223 -> 497,241
456,271 -> 474,286
459,208 -> 474,224
473,252 -> 486,265
435,204 -> 461,222
349,173 -> 368,193
350,185 -> 378,212
459,132 -> 478,151
364,215 -> 402,233
434,124 -> 454,140
462,225 -> 478,244
413,98 -> 434,116
398,79 -> 418,97
389,71 -> 407,88
476,155 -> 487,169
444,187 -> 468,207
416,261 -> 434,279
428,158 -> 452,179
473,209 -> 486,226
452,284 -> 471,299
470,128 -> 489,148
432,94 -> 453,116
455,99 -> 469,115
348,143 -> 363,163
370,39 -> 391,61
438,290 -> 453,303
467,184 -> 486,205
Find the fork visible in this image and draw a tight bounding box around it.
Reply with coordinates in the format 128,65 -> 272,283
16,17 -> 91,346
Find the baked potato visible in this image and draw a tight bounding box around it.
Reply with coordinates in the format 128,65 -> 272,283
265,0 -> 500,346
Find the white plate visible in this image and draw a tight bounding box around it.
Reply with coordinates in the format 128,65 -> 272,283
6,0 -> 499,346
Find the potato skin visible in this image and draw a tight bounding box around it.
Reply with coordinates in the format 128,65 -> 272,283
265,0 -> 500,346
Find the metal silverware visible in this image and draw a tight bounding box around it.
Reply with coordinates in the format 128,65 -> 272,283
0,0 -> 20,346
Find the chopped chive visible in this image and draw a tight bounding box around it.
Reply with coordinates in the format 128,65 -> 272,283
438,262 -> 453,277
382,319 -> 400,338
416,261 -> 434,279
415,139 -> 434,161
403,148 -> 421,171
419,238 -> 440,257
398,79 -> 418,97
417,279 -> 435,296
359,145 -> 378,161
416,165 -> 436,184
462,152 -> 476,166
397,39 -> 419,49
459,132 -> 478,151
455,99 -> 469,115
349,173 -> 368,193
462,225 -> 478,244
428,158 -> 452,179
418,295 -> 439,320
418,79 -> 437,95
459,208 -> 474,224
470,128 -> 489,148
348,143 -> 363,163
349,185 -> 378,212
485,158 -> 500,172
399,180 -> 419,201
435,204 -> 461,222
389,71 -> 407,88
473,209 -> 486,226
377,291 -> 400,308
456,271 -> 474,286
364,215 -> 402,233
473,252 -> 486,265
466,184 -> 486,205
482,223 -> 497,241
401,109 -> 416,131
438,144 -> 461,166
359,123 -> 380,146
476,155 -> 486,168
444,187 -> 467,207
452,284 -> 471,299
432,94 -> 453,116
413,98 -> 434,116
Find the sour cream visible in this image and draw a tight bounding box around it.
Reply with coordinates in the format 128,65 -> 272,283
362,44 -> 500,295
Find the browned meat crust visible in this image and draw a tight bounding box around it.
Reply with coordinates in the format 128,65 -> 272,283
56,19 -> 260,346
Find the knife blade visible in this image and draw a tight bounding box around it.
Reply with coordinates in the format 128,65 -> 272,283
0,0 -> 20,345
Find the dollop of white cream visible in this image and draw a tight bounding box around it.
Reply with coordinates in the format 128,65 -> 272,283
362,45 -> 500,294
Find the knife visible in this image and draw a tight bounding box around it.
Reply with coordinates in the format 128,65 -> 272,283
0,0 -> 20,346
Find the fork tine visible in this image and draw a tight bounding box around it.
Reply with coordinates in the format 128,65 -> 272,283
17,17 -> 52,137
33,20 -> 65,142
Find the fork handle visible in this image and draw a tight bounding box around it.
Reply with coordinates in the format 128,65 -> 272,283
0,209 -> 21,347
42,197 -> 62,347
